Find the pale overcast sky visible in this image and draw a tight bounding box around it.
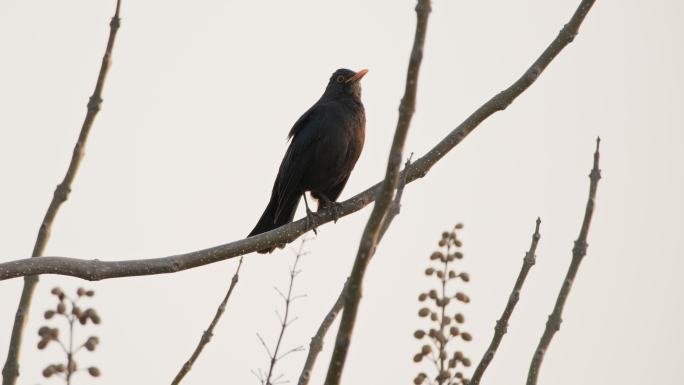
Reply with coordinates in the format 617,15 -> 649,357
1,1 -> 683,384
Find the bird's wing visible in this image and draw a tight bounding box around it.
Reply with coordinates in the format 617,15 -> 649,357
275,103 -> 330,217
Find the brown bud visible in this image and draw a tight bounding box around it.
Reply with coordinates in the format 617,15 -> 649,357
418,293 -> 428,301
439,350 -> 447,360
454,240 -> 462,247
453,351 -> 464,360
88,367 -> 101,377
428,329 -> 437,338
413,353 -> 423,363
38,326 -> 50,337
449,326 -> 460,336
448,271 -> 456,279
430,313 -> 438,321
86,290 -> 95,297
438,239 -> 446,247
459,272 -> 470,282
428,290 -> 437,299
454,252 -> 464,259
49,328 -> 59,339
455,223 -> 464,229
455,292 -> 470,303
37,338 -> 49,350
42,366 -> 54,378
50,287 -> 63,297
462,358 -> 472,367
425,268 -> 435,276
421,344 -> 431,355
72,306 -> 82,317
441,316 -> 451,326
414,330 -> 426,339
44,310 -> 55,320
461,332 -> 472,342
418,308 -> 430,317
54,364 -> 66,373
436,271 -> 444,279
441,231 -> 449,239
454,313 -> 465,323
56,303 -> 66,314
413,373 -> 426,385
430,252 -> 444,260
77,288 -> 86,296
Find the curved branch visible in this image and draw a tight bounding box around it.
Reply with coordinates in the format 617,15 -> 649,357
2,1 -> 122,384
0,0 -> 597,283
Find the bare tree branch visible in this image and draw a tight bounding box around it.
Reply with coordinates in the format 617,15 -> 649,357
0,0 -> 597,283
2,1 -> 123,383
171,258 -> 243,385
470,218 -> 542,385
526,137 -> 602,385
297,156 -> 412,385
323,1 -> 432,383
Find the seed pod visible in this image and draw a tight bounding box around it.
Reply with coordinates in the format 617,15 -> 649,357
413,353 -> 423,363
418,293 -> 428,301
450,326 -> 460,336
425,268 -> 435,276
454,313 -> 465,323
77,288 -> 86,296
421,345 -> 431,355
459,272 -> 470,282
418,308 -> 430,317
88,367 -> 101,377
56,303 -> 66,314
461,332 -> 472,342
414,330 -> 426,339
42,366 -> 54,378
44,310 -> 55,320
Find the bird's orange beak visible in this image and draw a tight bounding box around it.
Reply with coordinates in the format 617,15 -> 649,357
346,68 -> 369,83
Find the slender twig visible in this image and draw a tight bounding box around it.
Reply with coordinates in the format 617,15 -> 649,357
296,280 -> 346,385
323,3 -> 432,384
469,218 -> 542,385
254,240 -> 307,385
2,2 -> 122,384
526,137 -> 601,385
0,0 -> 598,283
171,258 -> 243,385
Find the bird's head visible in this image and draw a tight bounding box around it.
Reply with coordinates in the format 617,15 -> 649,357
323,68 -> 368,100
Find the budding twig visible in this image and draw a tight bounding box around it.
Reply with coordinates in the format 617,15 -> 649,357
526,138 -> 602,385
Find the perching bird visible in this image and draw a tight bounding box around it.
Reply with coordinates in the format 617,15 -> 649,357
248,68 -> 368,252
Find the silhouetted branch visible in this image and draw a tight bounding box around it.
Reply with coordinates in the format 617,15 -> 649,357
323,1 -> 432,384
2,1 -> 123,384
526,137 -> 601,385
470,218 -> 542,385
297,156 -> 412,385
0,0 -> 597,283
171,258 -> 243,385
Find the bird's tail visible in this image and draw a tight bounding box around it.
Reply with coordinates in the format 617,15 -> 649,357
248,192 -> 300,253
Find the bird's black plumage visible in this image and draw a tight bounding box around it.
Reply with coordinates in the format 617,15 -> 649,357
248,68 -> 367,252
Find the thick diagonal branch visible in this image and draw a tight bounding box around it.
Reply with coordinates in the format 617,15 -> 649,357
0,0 -> 597,283
2,1 -> 122,384
526,137 -> 602,385
297,156 -> 411,385
470,218 -> 542,385
322,2 -> 432,384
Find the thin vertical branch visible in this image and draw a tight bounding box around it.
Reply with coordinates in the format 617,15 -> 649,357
526,138 -> 602,385
323,2 -> 432,384
469,218 -> 542,385
171,258 -> 243,385
2,2 -> 122,384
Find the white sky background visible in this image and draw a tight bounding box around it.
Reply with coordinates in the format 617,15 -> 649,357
1,0 -> 683,384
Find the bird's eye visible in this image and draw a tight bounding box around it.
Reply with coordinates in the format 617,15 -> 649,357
336,75 -> 345,83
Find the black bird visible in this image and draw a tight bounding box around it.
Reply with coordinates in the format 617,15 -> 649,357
248,68 -> 368,252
